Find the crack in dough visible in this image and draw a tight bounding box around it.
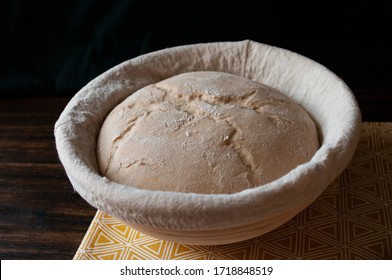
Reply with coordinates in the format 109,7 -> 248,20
103,110 -> 151,174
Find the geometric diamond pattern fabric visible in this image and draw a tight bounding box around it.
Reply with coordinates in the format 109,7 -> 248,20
74,122 -> 392,260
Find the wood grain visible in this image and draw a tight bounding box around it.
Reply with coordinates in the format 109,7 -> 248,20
0,88 -> 390,259
0,97 -> 96,260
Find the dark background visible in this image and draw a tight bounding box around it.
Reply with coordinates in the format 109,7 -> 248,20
1,0 -> 391,98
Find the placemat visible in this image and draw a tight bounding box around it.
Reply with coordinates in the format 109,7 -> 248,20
74,122 -> 392,260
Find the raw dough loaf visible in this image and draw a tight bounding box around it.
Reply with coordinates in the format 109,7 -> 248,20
96,71 -> 319,194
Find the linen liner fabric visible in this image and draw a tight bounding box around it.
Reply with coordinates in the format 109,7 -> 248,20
54,40 -> 361,242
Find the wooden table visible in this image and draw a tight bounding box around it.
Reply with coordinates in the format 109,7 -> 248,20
0,88 -> 391,259
0,97 -> 96,259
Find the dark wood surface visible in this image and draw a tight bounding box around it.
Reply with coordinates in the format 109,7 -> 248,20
0,97 -> 96,260
0,88 -> 391,260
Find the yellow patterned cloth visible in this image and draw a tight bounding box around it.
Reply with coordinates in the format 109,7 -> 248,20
74,122 -> 392,260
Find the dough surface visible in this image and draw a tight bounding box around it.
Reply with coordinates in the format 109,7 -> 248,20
96,71 -> 319,194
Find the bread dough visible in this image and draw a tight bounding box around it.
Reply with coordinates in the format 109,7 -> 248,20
96,71 -> 319,194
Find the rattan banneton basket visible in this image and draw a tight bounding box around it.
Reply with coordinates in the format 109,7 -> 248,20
55,40 -> 361,245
